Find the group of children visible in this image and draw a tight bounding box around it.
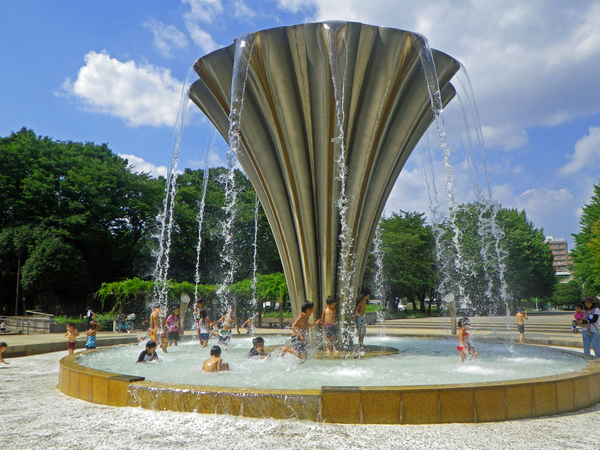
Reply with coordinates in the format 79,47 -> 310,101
63,306 -> 101,355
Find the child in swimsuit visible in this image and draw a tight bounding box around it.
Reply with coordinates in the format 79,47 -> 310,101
64,323 -> 79,355
321,296 -> 339,354
353,288 -> 370,351
457,318 -> 478,362
281,301 -> 322,360
85,320 -> 100,349
247,336 -> 269,358
137,341 -> 159,363
197,309 -> 212,348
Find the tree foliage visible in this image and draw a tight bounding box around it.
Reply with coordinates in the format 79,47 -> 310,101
572,184 -> 600,294
0,128 -> 163,314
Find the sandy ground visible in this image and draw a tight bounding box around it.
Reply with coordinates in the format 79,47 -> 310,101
1,351 -> 599,450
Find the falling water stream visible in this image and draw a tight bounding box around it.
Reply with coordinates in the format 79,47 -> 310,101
215,33 -> 256,315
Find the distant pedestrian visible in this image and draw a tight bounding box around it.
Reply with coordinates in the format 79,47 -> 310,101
577,297 -> 600,357
85,306 -> 94,329
516,308 -> 528,344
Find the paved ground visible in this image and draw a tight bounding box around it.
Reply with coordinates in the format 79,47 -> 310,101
0,312 -> 595,450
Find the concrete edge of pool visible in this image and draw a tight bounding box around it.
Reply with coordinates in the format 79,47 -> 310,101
58,343 -> 600,424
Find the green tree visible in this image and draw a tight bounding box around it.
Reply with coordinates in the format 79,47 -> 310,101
0,128 -> 163,314
379,212 -> 436,313
572,184 -> 600,294
551,280 -> 582,307
438,203 -> 555,315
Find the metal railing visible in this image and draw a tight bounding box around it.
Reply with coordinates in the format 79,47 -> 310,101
0,315 -> 59,334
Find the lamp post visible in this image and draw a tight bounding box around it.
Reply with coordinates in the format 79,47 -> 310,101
14,248 -> 24,316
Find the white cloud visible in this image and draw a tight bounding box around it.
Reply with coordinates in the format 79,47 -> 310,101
183,0 -> 223,23
185,21 -> 219,53
559,126 -> 600,175
182,0 -> 221,53
119,153 -> 168,178
62,51 -> 182,127
143,20 -> 189,58
234,0 -> 257,20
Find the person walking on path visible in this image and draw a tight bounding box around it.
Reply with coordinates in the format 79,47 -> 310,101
577,297 -> 600,357
516,308 -> 528,344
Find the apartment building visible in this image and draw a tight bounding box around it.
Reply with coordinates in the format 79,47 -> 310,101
544,236 -> 572,272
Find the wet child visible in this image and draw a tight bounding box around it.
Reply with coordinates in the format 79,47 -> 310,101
247,336 -> 269,358
321,296 -> 339,354
202,345 -> 229,372
64,323 -> 79,355
353,288 -> 370,351
457,318 -> 478,362
281,301 -> 322,360
85,320 -> 100,350
0,342 -> 8,364
194,300 -> 206,343
516,308 -> 528,344
137,340 -> 159,363
214,309 -> 240,349
241,313 -> 255,335
197,309 -> 212,348
149,304 -> 168,353
166,306 -> 180,347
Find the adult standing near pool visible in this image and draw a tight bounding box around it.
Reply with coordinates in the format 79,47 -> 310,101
578,297 -> 600,356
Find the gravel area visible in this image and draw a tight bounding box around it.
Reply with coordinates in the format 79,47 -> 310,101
1,351 -> 598,450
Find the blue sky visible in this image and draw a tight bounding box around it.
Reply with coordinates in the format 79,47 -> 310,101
2,1 -> 600,249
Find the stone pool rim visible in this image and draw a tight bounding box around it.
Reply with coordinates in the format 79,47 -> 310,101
58,339 -> 600,424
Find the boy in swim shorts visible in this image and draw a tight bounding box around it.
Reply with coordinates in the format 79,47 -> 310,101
353,288 -> 370,351
64,323 -> 79,355
281,301 -> 322,360
321,296 -> 339,354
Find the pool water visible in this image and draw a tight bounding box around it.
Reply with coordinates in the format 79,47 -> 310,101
79,335 -> 587,389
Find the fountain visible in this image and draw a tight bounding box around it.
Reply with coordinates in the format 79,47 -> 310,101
59,21 -> 600,424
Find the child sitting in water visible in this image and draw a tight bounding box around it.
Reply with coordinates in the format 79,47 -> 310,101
457,318 -> 478,362
247,336 -> 269,358
202,345 -> 229,372
137,340 -> 159,363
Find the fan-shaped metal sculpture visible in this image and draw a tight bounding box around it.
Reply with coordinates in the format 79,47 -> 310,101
189,22 -> 460,316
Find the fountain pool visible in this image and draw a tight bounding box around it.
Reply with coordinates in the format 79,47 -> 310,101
78,336 -> 587,389
60,336 -> 600,424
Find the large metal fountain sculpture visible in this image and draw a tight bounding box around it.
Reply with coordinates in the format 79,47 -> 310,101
189,22 -> 459,317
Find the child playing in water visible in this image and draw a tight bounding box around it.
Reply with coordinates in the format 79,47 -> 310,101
281,301 -> 322,360
202,345 -> 229,372
247,336 -> 269,358
149,304 -> 168,353
64,323 -> 79,355
166,306 -> 180,347
457,318 -> 478,362
322,296 -> 339,354
0,342 -> 8,364
137,340 -> 159,363
85,320 -> 100,350
353,288 -> 370,351
197,309 -> 212,348
241,313 -> 255,335
214,309 -> 240,349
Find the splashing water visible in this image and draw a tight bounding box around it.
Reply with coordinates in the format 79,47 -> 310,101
193,126 -> 215,302
414,33 -> 510,319
250,193 -> 260,312
216,33 -> 256,316
324,22 -> 356,349
153,66 -> 198,313
372,223 -> 388,333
